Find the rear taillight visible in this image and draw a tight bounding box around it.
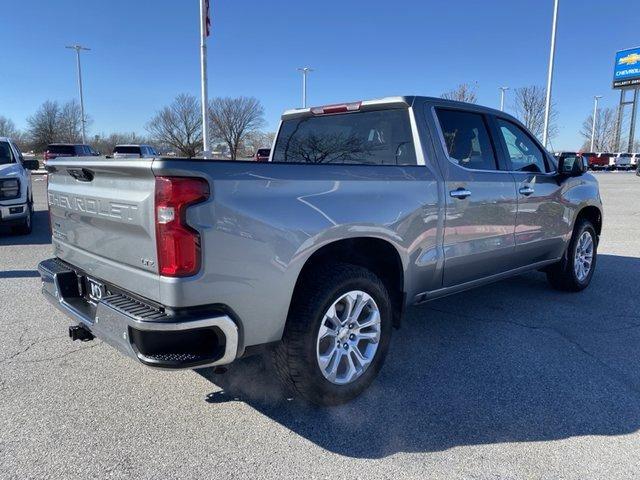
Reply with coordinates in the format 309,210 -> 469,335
43,151 -> 50,163
155,176 -> 209,277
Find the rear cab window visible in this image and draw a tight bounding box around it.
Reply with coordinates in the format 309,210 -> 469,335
114,146 -> 142,155
48,145 -> 77,155
272,108 -> 417,165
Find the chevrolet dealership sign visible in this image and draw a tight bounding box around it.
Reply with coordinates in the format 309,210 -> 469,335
613,47 -> 640,89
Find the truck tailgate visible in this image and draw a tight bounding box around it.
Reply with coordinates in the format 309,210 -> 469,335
47,158 -> 160,301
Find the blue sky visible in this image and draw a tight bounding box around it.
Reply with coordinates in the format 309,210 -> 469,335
1,0 -> 637,150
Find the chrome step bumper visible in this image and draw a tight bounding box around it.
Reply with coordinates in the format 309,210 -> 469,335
38,258 -> 239,369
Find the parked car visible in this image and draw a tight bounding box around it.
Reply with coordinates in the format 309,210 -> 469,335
44,144 -> 100,164
580,152 -> 598,170
112,144 -> 158,159
612,152 -> 633,170
0,137 -> 39,234
588,152 -> 614,170
255,148 -> 271,162
39,96 -> 602,405
631,153 -> 639,169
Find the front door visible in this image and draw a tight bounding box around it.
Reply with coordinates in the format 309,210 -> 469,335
493,118 -> 568,265
433,108 -> 518,287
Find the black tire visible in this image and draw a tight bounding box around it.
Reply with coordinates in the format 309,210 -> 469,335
12,200 -> 32,235
272,263 -> 393,406
546,219 -> 597,292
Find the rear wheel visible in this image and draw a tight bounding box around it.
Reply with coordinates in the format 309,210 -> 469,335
273,263 -> 392,406
546,219 -> 597,291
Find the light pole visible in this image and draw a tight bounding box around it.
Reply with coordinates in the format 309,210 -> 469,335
590,95 -> 603,152
499,86 -> 509,111
297,67 -> 313,108
65,44 -> 90,143
542,0 -> 559,148
199,0 -> 210,158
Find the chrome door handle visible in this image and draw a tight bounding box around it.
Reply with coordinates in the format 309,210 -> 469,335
519,186 -> 535,196
450,188 -> 471,199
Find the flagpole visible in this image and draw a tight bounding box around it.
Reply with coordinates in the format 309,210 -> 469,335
199,0 -> 210,158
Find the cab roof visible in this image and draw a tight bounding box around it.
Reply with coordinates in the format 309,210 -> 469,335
281,95 -> 507,120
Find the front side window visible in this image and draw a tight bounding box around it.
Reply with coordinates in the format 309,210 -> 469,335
272,109 -> 417,165
12,142 -> 24,162
435,109 -> 497,170
496,119 -> 548,173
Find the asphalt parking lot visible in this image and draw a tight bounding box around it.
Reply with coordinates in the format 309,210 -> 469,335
1,172 -> 639,479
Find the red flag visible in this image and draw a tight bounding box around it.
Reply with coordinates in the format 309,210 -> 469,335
205,0 -> 211,37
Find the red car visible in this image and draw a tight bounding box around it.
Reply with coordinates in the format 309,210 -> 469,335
587,153 -> 613,170
255,148 -> 270,162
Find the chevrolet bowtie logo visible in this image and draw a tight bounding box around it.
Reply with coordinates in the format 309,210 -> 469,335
619,53 -> 640,66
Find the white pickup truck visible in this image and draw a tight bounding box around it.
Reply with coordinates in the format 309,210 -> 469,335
0,137 -> 39,234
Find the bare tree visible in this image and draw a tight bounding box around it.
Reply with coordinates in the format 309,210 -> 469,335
240,130 -> 275,158
513,86 -> 558,141
26,100 -> 86,152
0,116 -> 19,138
146,94 -> 202,157
208,97 -> 265,160
58,101 -> 85,142
441,83 -> 478,104
579,107 -> 618,152
27,101 -> 61,152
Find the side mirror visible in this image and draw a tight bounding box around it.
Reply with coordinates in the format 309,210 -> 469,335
558,155 -> 587,177
23,159 -> 40,170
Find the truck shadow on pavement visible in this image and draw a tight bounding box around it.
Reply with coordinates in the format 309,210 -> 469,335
203,253 -> 640,458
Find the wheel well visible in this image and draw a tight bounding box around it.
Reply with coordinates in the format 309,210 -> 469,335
576,206 -> 602,236
293,238 -> 405,327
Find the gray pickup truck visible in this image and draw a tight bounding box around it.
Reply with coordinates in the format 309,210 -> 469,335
39,96 -> 602,405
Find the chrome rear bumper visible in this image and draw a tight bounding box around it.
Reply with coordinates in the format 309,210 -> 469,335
38,258 -> 239,369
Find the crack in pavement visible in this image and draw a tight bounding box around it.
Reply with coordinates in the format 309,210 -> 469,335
18,341 -> 102,364
0,332 -> 100,365
424,305 -> 640,397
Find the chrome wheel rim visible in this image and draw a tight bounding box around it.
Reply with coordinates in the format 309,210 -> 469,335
316,290 -> 381,385
574,231 -> 594,282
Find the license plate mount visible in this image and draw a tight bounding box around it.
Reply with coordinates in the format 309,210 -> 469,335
85,276 -> 106,304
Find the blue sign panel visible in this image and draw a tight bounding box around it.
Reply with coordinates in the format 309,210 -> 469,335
613,47 -> 640,89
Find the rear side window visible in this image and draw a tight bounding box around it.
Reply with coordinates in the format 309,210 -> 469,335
272,109 -> 417,165
48,145 -> 76,155
114,146 -> 142,154
496,119 -> 548,173
435,109 -> 497,170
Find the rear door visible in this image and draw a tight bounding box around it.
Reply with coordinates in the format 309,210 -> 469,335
431,107 -> 518,287
492,117 -> 568,265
